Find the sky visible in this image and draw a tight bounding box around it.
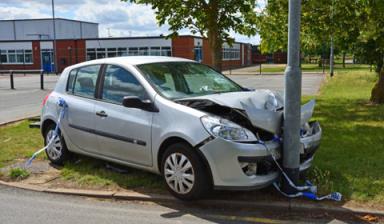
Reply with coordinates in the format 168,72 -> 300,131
0,0 -> 261,44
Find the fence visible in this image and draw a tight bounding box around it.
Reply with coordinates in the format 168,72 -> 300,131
0,70 -> 45,90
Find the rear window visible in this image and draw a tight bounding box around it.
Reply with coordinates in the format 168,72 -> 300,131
67,65 -> 100,98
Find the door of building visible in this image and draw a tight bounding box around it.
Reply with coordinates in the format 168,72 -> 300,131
194,47 -> 202,63
41,50 -> 54,73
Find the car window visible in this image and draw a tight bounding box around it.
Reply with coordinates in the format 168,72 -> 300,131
67,69 -> 77,92
101,65 -> 146,104
138,62 -> 243,99
73,65 -> 100,98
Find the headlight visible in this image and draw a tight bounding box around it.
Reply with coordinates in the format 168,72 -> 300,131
200,115 -> 258,142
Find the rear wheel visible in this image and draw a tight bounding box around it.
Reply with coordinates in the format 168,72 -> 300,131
161,142 -> 210,200
44,123 -> 70,165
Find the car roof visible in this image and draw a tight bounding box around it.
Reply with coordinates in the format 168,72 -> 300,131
69,56 -> 196,69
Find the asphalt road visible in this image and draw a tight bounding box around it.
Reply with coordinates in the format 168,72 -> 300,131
0,71 -> 324,124
0,185 -> 362,224
0,74 -> 57,125
227,73 -> 324,96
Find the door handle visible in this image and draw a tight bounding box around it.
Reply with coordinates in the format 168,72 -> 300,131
96,110 -> 108,117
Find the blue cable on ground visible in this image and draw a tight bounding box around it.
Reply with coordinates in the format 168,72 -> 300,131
25,98 -> 67,168
258,136 -> 342,202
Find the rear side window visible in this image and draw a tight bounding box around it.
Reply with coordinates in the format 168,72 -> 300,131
67,69 -> 77,92
72,65 -> 100,98
101,65 -> 145,104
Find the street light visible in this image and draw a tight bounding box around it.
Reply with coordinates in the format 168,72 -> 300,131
52,0 -> 57,74
283,0 -> 302,193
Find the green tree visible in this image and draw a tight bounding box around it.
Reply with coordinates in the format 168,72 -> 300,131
257,0 -> 360,56
359,0 -> 384,103
257,0 -> 384,103
123,0 -> 258,71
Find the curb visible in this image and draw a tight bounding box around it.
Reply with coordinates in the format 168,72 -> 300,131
0,115 -> 40,126
1,180 -> 383,216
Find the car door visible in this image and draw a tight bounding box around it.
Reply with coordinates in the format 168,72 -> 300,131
93,64 -> 153,167
63,64 -> 101,153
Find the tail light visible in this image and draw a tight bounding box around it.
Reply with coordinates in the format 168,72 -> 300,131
42,92 -> 52,107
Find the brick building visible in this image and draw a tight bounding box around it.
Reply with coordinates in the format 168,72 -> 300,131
0,18 -> 252,73
251,45 -> 287,64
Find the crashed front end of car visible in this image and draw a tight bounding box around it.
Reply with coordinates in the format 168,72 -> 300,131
177,90 -> 321,190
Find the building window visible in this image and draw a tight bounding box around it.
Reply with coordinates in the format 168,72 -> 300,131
139,47 -> 149,55
118,47 -> 127,56
86,48 -> 96,60
96,48 -> 106,59
222,48 -> 240,61
161,47 -> 172,56
16,50 -> 24,63
24,50 -> 33,63
150,47 -> 161,56
0,49 -> 33,64
0,50 -> 7,63
107,48 -> 117,57
8,50 -> 16,63
128,47 -> 138,56
85,46 -> 172,60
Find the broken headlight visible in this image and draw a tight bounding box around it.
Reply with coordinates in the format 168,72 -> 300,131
201,115 -> 258,142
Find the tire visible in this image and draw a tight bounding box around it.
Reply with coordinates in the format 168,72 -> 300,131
161,142 -> 211,200
44,123 -> 71,165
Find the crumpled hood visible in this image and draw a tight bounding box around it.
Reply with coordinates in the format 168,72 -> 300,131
179,90 -> 315,134
181,90 -> 284,111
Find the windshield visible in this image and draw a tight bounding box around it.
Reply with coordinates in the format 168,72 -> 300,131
137,62 -> 244,99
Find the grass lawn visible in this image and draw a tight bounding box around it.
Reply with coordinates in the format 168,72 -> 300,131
0,67 -> 383,202
60,157 -> 163,191
306,69 -> 384,203
259,63 -> 370,73
0,121 -> 43,168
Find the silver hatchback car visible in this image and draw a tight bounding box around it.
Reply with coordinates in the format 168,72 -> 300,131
41,56 -> 321,200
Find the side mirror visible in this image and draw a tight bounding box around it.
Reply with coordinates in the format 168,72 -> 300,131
122,96 -> 159,112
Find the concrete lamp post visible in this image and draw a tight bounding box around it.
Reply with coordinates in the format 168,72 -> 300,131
283,0 -> 302,193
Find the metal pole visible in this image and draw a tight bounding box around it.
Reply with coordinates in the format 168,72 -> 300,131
40,70 -> 44,90
51,0 -> 57,74
283,0 -> 302,193
330,36 -> 334,77
10,71 -> 14,89
329,0 -> 334,77
259,63 -> 262,75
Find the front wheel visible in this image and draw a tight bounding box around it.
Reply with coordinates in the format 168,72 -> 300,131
161,142 -> 211,200
44,123 -> 70,165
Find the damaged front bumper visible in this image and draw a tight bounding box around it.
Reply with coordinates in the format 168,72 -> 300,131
199,121 -> 322,190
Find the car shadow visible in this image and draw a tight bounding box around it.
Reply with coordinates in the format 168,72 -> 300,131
52,155 -> 376,224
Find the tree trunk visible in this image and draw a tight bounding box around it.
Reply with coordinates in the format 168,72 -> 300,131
342,52 -> 346,68
370,67 -> 384,104
206,0 -> 222,71
208,32 -> 222,71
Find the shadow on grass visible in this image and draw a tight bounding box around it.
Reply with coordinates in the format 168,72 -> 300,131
60,156 -> 164,193
308,97 -> 384,203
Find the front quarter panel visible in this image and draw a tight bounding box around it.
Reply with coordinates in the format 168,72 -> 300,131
151,95 -> 211,172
